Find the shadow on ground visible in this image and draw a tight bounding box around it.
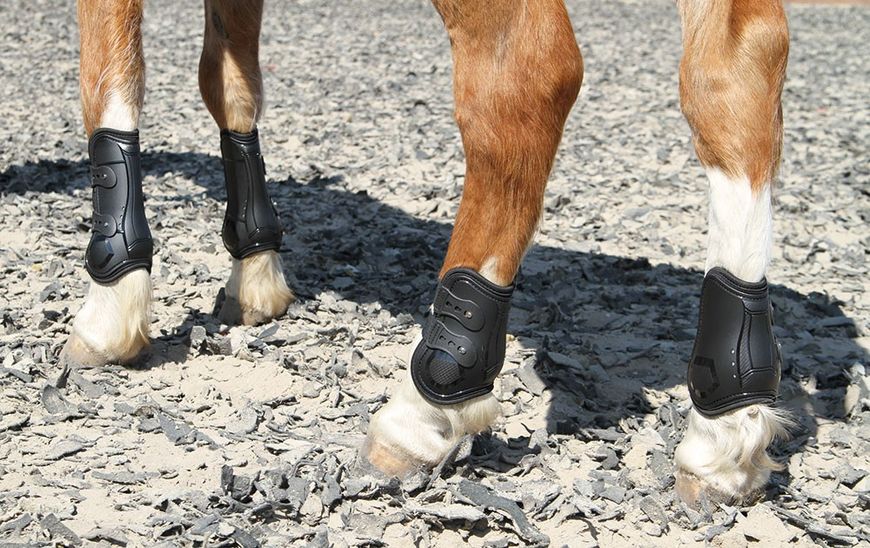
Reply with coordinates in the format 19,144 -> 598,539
2,152 -> 865,489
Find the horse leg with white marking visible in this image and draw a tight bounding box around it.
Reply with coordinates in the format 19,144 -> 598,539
364,0 -> 583,475
674,0 -> 791,505
199,0 -> 293,326
63,0 -> 152,367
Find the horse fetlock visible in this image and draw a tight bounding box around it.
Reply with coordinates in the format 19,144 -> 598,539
675,405 -> 791,507
219,251 -> 293,326
64,269 -> 152,366
365,355 -> 501,477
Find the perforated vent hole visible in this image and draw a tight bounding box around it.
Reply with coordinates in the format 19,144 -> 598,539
429,356 -> 461,386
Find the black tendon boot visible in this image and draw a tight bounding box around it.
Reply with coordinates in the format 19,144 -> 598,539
85,129 -> 153,283
688,267 -> 781,416
220,128 -> 282,259
411,268 -> 515,404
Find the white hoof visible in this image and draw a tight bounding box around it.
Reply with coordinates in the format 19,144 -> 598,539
675,404 -> 791,506
62,269 -> 152,366
219,250 -> 294,326
363,338 -> 501,477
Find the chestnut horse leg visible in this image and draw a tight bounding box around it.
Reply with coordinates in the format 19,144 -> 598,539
673,0 -> 792,505
63,0 -> 151,366
364,0 -> 583,475
199,0 -> 293,326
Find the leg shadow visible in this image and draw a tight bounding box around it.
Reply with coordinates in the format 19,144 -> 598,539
2,153 -> 865,487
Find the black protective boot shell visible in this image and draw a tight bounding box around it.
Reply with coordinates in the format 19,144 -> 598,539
688,267 -> 781,417
85,128 -> 153,283
220,128 -> 282,259
411,268 -> 514,405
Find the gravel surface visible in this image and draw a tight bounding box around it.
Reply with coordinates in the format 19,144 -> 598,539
1,0 -> 868,546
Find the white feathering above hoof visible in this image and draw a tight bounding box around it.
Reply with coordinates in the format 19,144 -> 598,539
675,404 -> 792,506
63,269 -> 152,366
363,337 -> 501,477
219,250 -> 294,326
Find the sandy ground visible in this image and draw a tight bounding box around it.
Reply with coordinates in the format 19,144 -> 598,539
0,0 -> 868,546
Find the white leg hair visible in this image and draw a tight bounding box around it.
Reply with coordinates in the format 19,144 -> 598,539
675,405 -> 791,503
364,334 -> 501,476
704,168 -> 772,282
99,92 -> 139,131
218,250 -> 294,326
63,269 -> 152,365
676,170 -> 790,505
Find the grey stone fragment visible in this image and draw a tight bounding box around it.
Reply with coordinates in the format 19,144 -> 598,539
458,480 -> 549,546
320,475 -> 342,509
138,417 -> 161,433
590,446 -> 619,471
835,464 -> 867,488
92,471 -> 148,485
46,438 -> 86,460
581,428 -> 624,442
426,437 -> 470,490
639,496 -> 669,533
189,514 -> 220,536
309,527 -> 329,548
0,367 -> 33,384
817,316 -> 855,328
68,370 -> 104,399
342,477 -> 370,498
40,385 -> 78,416
772,505 -> 864,544
221,466 -> 259,502
40,514 -> 82,546
0,513 -> 32,533
515,357 -> 546,396
283,477 -> 310,511
82,527 -> 129,546
189,324 -> 207,346
207,334 -> 233,356
231,527 -> 260,548
574,480 -> 596,498
0,413 -> 29,432
401,470 -> 429,494
648,449 -> 673,488
572,495 -> 604,518
249,502 -> 273,519
407,503 -> 486,522
157,413 -> 193,444
226,406 -> 259,435
600,485 -> 626,503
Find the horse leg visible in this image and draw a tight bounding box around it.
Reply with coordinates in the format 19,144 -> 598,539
63,0 -> 151,367
364,0 -> 583,475
199,0 -> 293,326
673,0 -> 792,505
